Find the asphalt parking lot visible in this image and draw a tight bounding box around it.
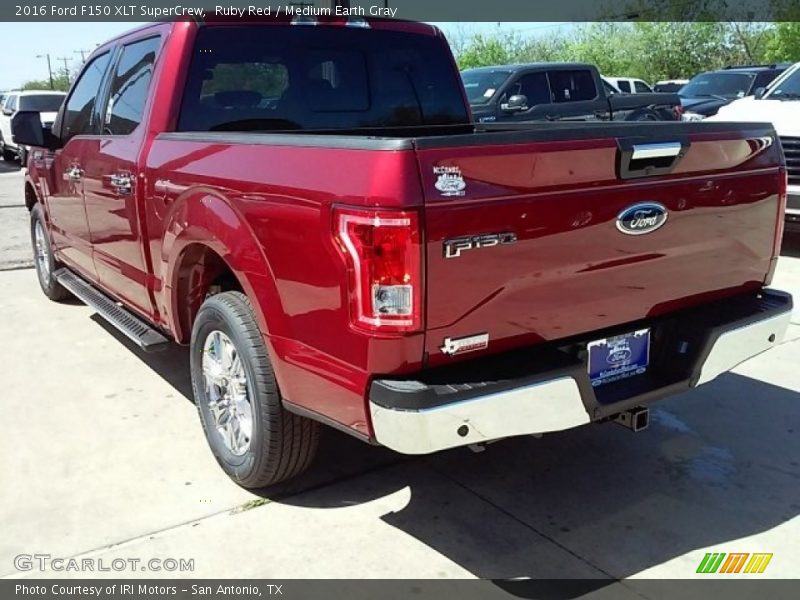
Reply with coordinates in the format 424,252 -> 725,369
1,163 -> 799,580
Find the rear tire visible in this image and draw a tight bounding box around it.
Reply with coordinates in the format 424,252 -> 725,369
190,291 -> 320,489
30,204 -> 70,301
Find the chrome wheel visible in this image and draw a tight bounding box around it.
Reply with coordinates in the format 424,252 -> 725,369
34,220 -> 50,284
202,330 -> 253,456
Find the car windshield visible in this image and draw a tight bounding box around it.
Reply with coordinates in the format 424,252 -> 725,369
461,70 -> 512,104
767,68 -> 800,99
679,72 -> 755,99
19,94 -> 65,111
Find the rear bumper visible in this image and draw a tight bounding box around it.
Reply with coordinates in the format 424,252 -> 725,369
369,289 -> 793,454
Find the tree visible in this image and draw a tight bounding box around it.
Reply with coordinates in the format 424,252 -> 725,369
21,73 -> 71,92
764,22 -> 800,62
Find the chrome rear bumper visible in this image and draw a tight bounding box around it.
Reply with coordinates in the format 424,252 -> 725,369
369,289 -> 793,455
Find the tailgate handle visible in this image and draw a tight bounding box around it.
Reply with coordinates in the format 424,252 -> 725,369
617,137 -> 689,180
631,142 -> 682,160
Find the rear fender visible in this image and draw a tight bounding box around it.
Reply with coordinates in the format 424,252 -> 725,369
162,189 -> 284,344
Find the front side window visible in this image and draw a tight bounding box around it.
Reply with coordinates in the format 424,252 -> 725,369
5,95 -> 18,111
179,26 -> 470,132
634,80 -> 652,93
62,52 -> 111,143
511,72 -> 551,106
104,36 -> 159,135
767,67 -> 800,99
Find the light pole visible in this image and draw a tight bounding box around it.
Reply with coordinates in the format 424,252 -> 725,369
36,53 -> 54,90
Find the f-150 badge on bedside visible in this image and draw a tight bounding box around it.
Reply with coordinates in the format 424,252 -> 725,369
433,166 -> 466,196
440,333 -> 490,356
443,232 -> 517,258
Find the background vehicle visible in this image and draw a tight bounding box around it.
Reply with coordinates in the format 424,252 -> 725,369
462,63 -> 682,122
654,79 -> 689,93
709,61 -> 800,231
680,64 -> 789,120
0,90 -> 65,162
13,19 -> 792,488
604,76 -> 653,93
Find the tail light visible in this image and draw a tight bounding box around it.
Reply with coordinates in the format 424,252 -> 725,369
766,167 -> 787,285
776,166 -> 787,247
333,207 -> 423,333
673,104 -> 684,120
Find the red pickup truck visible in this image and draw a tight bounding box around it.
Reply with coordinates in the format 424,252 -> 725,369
13,18 -> 793,489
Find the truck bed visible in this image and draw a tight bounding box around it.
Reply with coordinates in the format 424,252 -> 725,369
147,120 -> 784,428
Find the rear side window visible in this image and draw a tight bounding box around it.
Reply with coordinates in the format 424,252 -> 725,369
549,70 -> 597,102
617,80 -> 631,93
178,25 -> 469,132
62,52 -> 111,142
104,36 -> 159,135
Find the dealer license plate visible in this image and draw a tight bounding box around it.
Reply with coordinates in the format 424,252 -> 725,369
587,328 -> 650,387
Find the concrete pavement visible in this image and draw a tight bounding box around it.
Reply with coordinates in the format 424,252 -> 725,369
0,162 -> 33,271
0,167 -> 798,579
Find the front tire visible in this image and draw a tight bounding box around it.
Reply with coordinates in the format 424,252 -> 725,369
30,204 -> 70,301
190,291 -> 320,489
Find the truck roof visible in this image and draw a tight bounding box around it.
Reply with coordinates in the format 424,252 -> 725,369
90,17 -> 439,56
462,62 -> 596,73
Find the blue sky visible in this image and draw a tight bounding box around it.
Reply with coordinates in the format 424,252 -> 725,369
0,21 -> 571,89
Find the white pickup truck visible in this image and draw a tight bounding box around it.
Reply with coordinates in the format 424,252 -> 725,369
709,62 -> 800,232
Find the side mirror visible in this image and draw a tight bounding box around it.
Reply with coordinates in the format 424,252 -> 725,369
11,111 -> 60,150
501,94 -> 529,113
753,87 -> 767,99
2,108 -> 13,116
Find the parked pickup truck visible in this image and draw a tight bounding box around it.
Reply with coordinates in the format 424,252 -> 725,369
708,61 -> 800,232
462,62 -> 683,123
13,18 -> 793,488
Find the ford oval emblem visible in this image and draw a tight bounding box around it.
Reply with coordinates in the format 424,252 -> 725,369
616,202 -> 668,235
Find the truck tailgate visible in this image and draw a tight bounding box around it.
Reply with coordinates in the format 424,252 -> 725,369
414,124 -> 784,366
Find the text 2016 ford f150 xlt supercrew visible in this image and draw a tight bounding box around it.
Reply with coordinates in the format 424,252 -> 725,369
13,18 -> 793,488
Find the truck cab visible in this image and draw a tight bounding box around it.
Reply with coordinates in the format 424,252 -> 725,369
462,62 -> 681,123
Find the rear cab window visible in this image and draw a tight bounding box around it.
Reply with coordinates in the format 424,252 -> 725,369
178,25 -> 470,133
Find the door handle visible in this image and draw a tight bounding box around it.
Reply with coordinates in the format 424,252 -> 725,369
64,166 -> 83,182
110,173 -> 133,194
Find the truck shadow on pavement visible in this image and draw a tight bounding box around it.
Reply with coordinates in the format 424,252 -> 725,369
90,307 -> 799,581
282,372 -> 800,580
